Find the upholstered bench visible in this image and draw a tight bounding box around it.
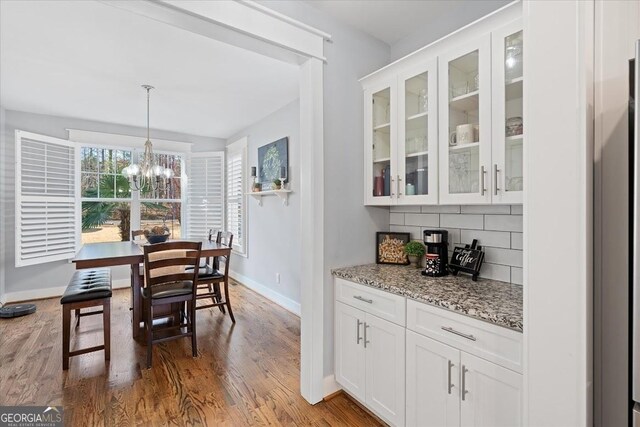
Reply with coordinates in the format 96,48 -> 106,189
60,268 -> 112,370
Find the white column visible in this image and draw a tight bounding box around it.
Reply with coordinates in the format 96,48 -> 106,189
523,0 -> 594,425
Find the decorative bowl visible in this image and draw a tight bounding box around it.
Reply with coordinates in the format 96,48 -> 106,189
146,233 -> 170,244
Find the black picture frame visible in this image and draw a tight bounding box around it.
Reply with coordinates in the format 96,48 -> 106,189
258,137 -> 289,188
449,239 -> 485,281
376,232 -> 410,265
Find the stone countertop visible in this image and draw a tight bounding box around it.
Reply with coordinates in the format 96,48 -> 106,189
331,264 -> 523,332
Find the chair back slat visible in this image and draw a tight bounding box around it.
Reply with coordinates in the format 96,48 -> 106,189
143,242 -> 201,290
220,232 -> 233,248
131,229 -> 145,242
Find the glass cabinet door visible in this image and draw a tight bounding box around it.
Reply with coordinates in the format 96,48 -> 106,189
492,20 -> 523,203
364,82 -> 396,205
439,35 -> 492,204
397,60 -> 438,204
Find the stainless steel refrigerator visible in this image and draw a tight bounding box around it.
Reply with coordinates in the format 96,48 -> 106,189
632,39 -> 640,426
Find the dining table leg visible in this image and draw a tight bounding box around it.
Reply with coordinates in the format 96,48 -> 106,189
131,263 -> 141,340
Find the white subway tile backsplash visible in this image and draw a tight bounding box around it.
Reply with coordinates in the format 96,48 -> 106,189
460,229 -> 511,248
511,267 -> 523,285
511,232 -> 523,250
421,205 -> 461,214
484,247 -> 523,267
441,214 -> 484,230
388,205 -> 523,283
390,205 -> 421,213
390,225 -> 422,240
484,215 -> 523,232
389,212 -> 405,225
441,228 -> 461,244
478,263 -> 511,282
405,213 -> 439,227
461,205 -> 510,215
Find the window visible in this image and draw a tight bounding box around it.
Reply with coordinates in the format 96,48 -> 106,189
15,131 -> 79,267
15,129 -> 224,267
80,147 -> 132,244
226,137 -> 247,255
187,153 -> 224,239
81,148 -> 185,244
140,153 -> 183,240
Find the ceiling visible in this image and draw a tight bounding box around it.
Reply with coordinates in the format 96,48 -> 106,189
306,0 -> 510,46
0,1 -> 300,138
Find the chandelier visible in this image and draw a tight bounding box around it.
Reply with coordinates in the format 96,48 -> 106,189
122,85 -> 174,192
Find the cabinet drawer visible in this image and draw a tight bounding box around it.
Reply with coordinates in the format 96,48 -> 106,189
406,299 -> 522,372
335,278 -> 406,327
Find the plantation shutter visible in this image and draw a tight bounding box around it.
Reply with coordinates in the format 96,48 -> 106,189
187,153 -> 224,239
226,138 -> 247,255
15,130 -> 80,267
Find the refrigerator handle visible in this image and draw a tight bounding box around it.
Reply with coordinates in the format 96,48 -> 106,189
633,39 -> 640,404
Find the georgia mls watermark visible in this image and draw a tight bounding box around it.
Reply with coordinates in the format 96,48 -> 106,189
0,406 -> 63,427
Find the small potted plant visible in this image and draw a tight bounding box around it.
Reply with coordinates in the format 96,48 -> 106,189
272,179 -> 282,190
404,241 -> 426,268
252,182 -> 262,192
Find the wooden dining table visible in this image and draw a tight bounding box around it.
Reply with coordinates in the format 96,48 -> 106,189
72,240 -> 231,341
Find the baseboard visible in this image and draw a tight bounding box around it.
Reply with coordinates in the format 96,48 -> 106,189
3,278 -> 130,304
323,374 -> 341,398
229,270 -> 301,316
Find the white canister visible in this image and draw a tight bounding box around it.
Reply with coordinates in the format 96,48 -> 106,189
456,124 -> 474,145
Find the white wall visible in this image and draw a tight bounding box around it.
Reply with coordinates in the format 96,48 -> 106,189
0,106 -> 6,305
225,100 -> 302,313
593,1 -> 640,426
1,109 -> 225,302
389,0 -> 510,61
256,1 -> 391,377
524,0 -> 593,424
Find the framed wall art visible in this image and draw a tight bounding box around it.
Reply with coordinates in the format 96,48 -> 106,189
376,232 -> 410,265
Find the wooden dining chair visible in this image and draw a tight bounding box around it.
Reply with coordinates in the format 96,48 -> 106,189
195,232 -> 235,323
142,241 -> 202,368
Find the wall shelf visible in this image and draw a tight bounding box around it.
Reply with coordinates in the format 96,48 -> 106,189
247,189 -> 292,206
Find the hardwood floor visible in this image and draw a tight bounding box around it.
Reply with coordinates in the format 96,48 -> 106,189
0,281 -> 383,426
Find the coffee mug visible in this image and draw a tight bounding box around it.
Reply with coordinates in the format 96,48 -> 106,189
456,124 -> 474,145
449,131 -> 457,146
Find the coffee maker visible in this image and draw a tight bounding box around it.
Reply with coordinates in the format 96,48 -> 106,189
422,229 -> 449,277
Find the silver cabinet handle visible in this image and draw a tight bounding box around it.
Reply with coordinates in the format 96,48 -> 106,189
493,164 -> 499,196
353,295 -> 373,304
356,319 -> 363,345
447,360 -> 454,395
461,365 -> 468,401
397,175 -> 402,196
441,326 -> 476,341
390,176 -> 395,197
480,165 -> 487,195
363,322 -> 370,348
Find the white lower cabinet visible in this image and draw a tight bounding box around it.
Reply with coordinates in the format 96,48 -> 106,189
335,301 -> 367,402
365,312 -> 406,426
335,301 -> 406,426
335,279 -> 522,427
459,352 -> 523,427
406,330 -> 523,427
406,330 -> 460,427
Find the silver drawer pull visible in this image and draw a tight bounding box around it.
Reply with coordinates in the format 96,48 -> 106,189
353,295 -> 373,304
441,326 -> 476,341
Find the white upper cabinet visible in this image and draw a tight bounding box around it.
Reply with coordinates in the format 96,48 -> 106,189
438,34 -> 492,204
364,60 -> 439,206
397,59 -> 439,205
491,20 -> 524,204
361,10 -> 524,206
364,79 -> 397,206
